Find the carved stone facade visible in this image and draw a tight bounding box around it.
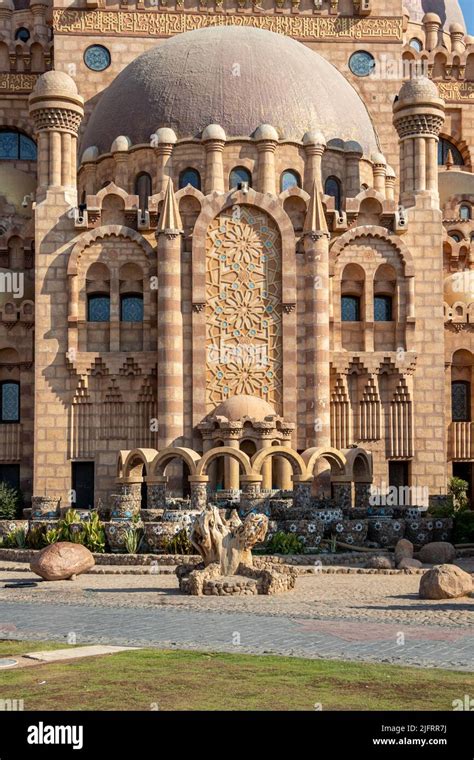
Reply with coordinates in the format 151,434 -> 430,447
0,0 -> 473,508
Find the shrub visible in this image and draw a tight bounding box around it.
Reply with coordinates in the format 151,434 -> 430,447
3,527 -> 27,549
82,512 -> 105,553
44,528 -> 60,545
165,528 -> 194,555
0,483 -> 21,520
124,526 -> 143,555
453,511 -> 474,544
448,477 -> 469,513
266,531 -> 304,555
26,524 -> 47,550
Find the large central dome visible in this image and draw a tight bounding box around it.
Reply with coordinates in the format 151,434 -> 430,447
81,26 -> 379,155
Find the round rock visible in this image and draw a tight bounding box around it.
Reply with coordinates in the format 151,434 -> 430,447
30,541 -> 95,581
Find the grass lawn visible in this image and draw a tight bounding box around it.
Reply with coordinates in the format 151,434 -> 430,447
0,640 -> 472,711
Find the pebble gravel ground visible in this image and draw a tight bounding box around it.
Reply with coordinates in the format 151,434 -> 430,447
0,561 -> 473,670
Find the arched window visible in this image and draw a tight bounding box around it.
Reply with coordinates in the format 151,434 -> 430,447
280,170 -> 301,192
341,295 -> 360,322
460,204 -> 471,221
409,38 -> 423,52
452,381 -> 471,422
229,166 -> 252,189
0,129 -> 36,160
134,172 -> 152,211
0,381 -> 19,423
179,168 -> 201,190
374,295 -> 392,322
14,27 -> 30,43
120,294 -> 144,322
87,294 -> 110,322
450,233 -> 462,243
325,176 -> 342,211
438,138 -> 464,166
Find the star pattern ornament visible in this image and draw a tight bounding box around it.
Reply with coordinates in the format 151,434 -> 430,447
205,206 -> 282,412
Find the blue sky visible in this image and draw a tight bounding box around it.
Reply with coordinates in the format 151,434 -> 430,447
460,0 -> 474,33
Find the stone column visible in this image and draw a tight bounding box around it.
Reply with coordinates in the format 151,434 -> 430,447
354,482 -> 372,509
450,23 -> 465,54
259,436 -> 273,491
344,143 -> 363,197
189,475 -> 209,511
223,434 -> 240,491
146,476 -> 167,509
293,477 -> 313,510
371,153 -> 387,196
156,179 -> 184,450
202,124 -> 226,194
385,166 -> 396,201
302,131 -> 326,193
276,433 -> 293,491
30,0 -> 49,40
112,141 -> 130,189
303,179 -> 331,449
153,128 -> 177,194
423,12 -> 441,52
393,77 -> 445,208
254,124 -> 278,195
29,73 -> 83,199
331,479 -> 352,510
239,475 -> 263,517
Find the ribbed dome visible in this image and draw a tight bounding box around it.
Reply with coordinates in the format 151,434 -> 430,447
404,0 -> 465,29
81,26 -> 379,156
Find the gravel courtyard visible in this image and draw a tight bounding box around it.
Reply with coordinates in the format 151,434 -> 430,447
0,560 -> 473,670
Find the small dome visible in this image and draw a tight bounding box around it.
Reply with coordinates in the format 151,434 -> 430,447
422,11 -> 442,23
345,140 -> 363,155
386,165 -> 396,178
253,123 -> 279,141
303,130 -> 326,146
449,22 -> 465,34
81,146 -> 99,163
398,76 -> 440,103
371,152 -> 387,165
202,123 -> 226,141
153,127 -> 177,145
211,394 -> 277,422
110,135 -> 131,153
32,70 -> 78,98
444,273 -> 474,307
0,0 -> 14,9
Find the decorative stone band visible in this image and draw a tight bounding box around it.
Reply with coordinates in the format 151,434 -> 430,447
393,114 -> 445,139
52,9 -> 403,41
438,82 -> 474,103
0,73 -> 40,94
30,107 -> 83,135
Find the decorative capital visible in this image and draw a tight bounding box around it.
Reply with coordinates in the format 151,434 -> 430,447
192,302 -> 206,313
283,303 -> 296,314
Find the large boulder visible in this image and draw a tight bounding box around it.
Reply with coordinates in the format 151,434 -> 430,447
30,542 -> 94,581
418,542 -> 456,565
365,555 -> 394,569
395,538 -> 413,565
398,558 -> 422,570
419,564 -> 473,600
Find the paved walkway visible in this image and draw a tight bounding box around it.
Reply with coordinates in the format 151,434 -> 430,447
1,599 -> 473,671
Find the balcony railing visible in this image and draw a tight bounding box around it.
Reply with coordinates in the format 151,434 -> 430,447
449,421 -> 474,460
0,423 -> 21,461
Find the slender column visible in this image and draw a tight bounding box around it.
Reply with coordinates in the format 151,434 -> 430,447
371,153 -> 387,196
426,137 -> 438,193
61,132 -> 71,187
303,180 -> 331,449
414,137 -> 426,193
303,132 -> 326,193
153,128 -> 177,194
203,124 -> 226,194
259,437 -> 273,490
224,437 -> 240,491
255,124 -> 278,195
50,131 -> 61,186
156,180 -> 184,449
